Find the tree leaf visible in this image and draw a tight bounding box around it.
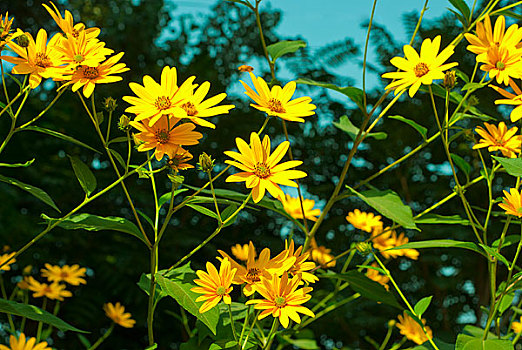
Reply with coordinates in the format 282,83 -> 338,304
296,78 -> 365,110
68,156 -> 96,196
333,116 -> 387,141
451,153 -> 471,177
414,214 -> 470,225
448,0 -> 470,23
0,299 -> 86,333
0,158 -> 35,168
41,213 -> 149,246
267,40 -> 306,62
0,174 -> 60,212
413,296 -> 433,318
156,273 -> 219,335
23,126 -> 100,153
346,186 -> 417,230
456,334 -> 514,350
221,204 -> 239,228
109,148 -> 126,170
321,270 -> 401,308
186,203 -> 219,219
389,239 -> 486,257
492,156 -> 522,177
388,115 -> 427,140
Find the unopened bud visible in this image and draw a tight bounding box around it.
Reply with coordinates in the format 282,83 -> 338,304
17,33 -> 29,48
238,65 -> 254,73
355,242 -> 372,256
388,320 -> 396,328
22,265 -> 32,275
119,114 -> 131,131
198,152 -> 214,172
443,70 -> 456,90
103,97 -> 117,112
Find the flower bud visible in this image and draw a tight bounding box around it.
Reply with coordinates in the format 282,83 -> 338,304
443,70 -> 456,90
388,319 -> 396,328
118,114 -> 131,131
16,33 -> 29,48
22,265 -> 32,275
238,65 -> 254,73
355,242 -> 372,256
198,152 -> 214,172
103,97 -> 117,112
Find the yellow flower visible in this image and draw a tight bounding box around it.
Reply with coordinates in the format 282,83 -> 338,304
382,36 -> 458,97
25,276 -> 72,301
491,81 -> 522,122
103,302 -> 135,328
218,241 -> 295,296
246,272 -> 315,328
225,132 -> 307,203
59,52 -> 129,97
54,31 -> 113,68
231,243 -> 253,262
345,209 -> 383,233
191,258 -> 237,313
396,311 -> 433,345
0,333 -> 51,350
499,188 -> 522,217
179,81 -> 235,129
2,29 -> 65,89
123,66 -> 193,126
17,276 -> 30,290
130,115 -> 202,161
41,263 -> 87,286
238,65 -> 254,73
512,317 -> 522,333
240,72 -> 316,122
284,240 -> 318,284
42,1 -> 100,40
0,252 -> 16,271
0,12 -> 14,51
280,194 -> 321,221
478,46 -> 522,85
365,263 -> 390,290
167,148 -> 194,171
465,15 -> 522,61
310,239 -> 336,268
473,122 -> 522,158
372,226 -> 419,260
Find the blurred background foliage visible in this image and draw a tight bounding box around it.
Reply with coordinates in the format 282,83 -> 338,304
1,0 -> 521,348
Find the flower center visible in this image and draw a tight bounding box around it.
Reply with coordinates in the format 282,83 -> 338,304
268,98 -> 286,113
73,54 -> 84,63
71,28 -> 80,38
181,102 -> 198,116
274,296 -> 286,307
60,271 -> 69,278
81,66 -> 99,79
246,267 -> 261,283
216,286 -> 226,296
496,61 -> 506,70
413,62 -> 429,78
254,162 -> 271,179
154,96 -> 171,110
155,129 -> 170,144
35,52 -> 51,68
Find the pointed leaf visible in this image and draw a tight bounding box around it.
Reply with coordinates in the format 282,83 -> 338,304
448,0 -> 470,23
186,203 -> 219,219
389,115 -> 427,140
68,156 -> 96,196
492,156 -> 522,177
267,40 -> 306,62
414,296 -> 433,318
296,78 -> 365,110
414,214 -> 470,225
389,239 -> 486,257
451,153 -> 471,177
23,126 -> 100,153
334,116 -> 387,141
0,174 -> 59,212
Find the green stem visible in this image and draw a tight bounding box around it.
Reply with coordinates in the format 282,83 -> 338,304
208,169 -> 222,223
105,110 -> 113,144
378,322 -> 394,350
264,318 -> 279,350
88,323 -> 114,350
242,310 -> 262,350
15,88 -> 65,130
0,275 -> 15,332
36,297 -> 47,342
228,303 -> 239,346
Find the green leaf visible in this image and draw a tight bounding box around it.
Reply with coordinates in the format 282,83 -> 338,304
495,9 -> 522,21
156,273 -> 219,335
77,334 -> 91,348
414,214 -> 470,225
448,0 -> 470,23
107,136 -> 129,145
456,334 -> 514,350
461,82 -> 487,92
144,344 -> 158,350
186,203 -> 219,219
448,8 -> 468,28
388,115 -> 428,140
41,213 -> 149,246
23,126 -> 100,153
462,325 -> 495,338
333,116 -> 387,141
0,158 -> 35,168
221,204 -> 239,227
267,40 -> 306,62
137,273 -> 167,304
499,290 -> 515,315
346,186 -> 417,230
209,341 -> 238,350
296,78 -> 365,110
480,244 -> 510,267
414,296 -> 433,318
68,156 -> 96,196
158,188 -> 189,209
109,148 -> 126,170
277,336 -> 319,350
492,235 -> 520,250
0,299 -> 86,333
0,174 -> 60,212
492,156 -> 522,177
451,153 -> 471,177
321,270 -> 401,308
389,239 -> 486,257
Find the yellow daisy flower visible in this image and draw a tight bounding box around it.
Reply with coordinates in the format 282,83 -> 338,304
0,12 -> 14,51
491,81 -> 522,122
284,240 -> 318,284
218,241 -> 295,296
103,302 -> 135,328
479,46 -> 522,85
167,148 -> 194,171
246,272 -> 315,328
280,194 -> 321,221
345,209 -> 383,233
42,1 -> 100,40
25,276 -> 72,301
0,252 -> 16,271
310,239 -> 336,268
123,66 -> 193,126
2,29 -> 65,89
473,122 -> 522,158
231,243 -> 253,262
371,226 -> 419,260
54,31 -> 113,68
499,188 -> 522,217
179,81 -> 235,129
512,317 -> 522,333
465,15 -> 522,61
130,115 -> 202,161
225,132 -> 307,203
240,72 -> 316,122
365,263 -> 390,290
382,35 -> 458,97
396,311 -> 433,345
191,258 -> 236,313
0,333 -> 51,350
40,263 -> 87,286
